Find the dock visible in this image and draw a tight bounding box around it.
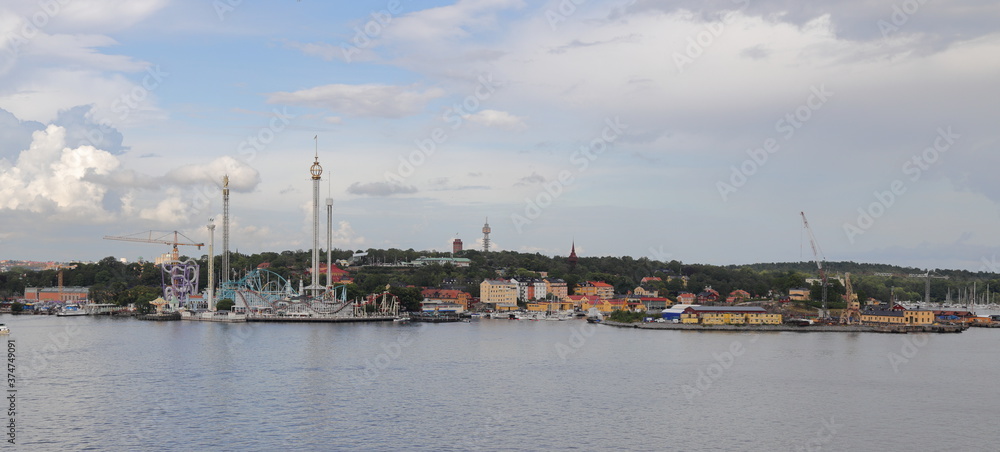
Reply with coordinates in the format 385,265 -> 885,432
246,315 -> 396,323
602,321 -> 968,334
408,313 -> 465,323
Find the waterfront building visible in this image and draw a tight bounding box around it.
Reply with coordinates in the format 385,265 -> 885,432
662,304 -> 700,322
480,279 -> 518,311
565,294 -> 599,310
575,281 -> 614,299
23,286 -> 89,302
422,288 -> 472,309
544,278 -> 568,300
680,306 -> 782,325
931,309 -> 976,323
421,301 -> 465,314
860,310 -> 906,325
526,300 -> 574,312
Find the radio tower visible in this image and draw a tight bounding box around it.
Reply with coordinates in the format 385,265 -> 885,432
482,218 -> 491,253
306,136 -> 324,297
222,175 -> 230,283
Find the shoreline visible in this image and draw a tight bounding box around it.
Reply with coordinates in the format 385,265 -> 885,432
600,320 -> 968,334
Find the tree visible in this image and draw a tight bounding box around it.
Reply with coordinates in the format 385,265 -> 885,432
216,298 -> 235,311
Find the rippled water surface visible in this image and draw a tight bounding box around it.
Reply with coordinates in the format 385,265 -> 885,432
6,314 -> 1000,451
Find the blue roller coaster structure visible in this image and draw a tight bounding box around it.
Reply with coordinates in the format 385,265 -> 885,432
217,268 -> 353,316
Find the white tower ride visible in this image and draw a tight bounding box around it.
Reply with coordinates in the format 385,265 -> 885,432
307,137 -> 324,297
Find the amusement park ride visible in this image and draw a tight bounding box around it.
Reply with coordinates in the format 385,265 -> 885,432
104,230 -> 399,318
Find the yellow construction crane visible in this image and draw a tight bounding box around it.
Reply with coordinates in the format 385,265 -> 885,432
103,230 -> 204,262
839,272 -> 862,324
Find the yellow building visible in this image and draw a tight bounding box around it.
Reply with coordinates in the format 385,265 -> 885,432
575,281 -> 614,299
544,278 -> 568,300
746,313 -> 783,325
582,299 -> 614,313
526,301 -> 574,312
480,279 -> 518,311
633,286 -> 658,297
680,307 -> 783,325
903,310 -> 934,325
861,310 -> 907,325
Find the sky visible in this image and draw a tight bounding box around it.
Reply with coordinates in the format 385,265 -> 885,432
1,0 -> 999,272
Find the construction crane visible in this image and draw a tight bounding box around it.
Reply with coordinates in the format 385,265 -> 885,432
104,230 -> 204,262
800,212 -> 829,318
839,272 -> 862,324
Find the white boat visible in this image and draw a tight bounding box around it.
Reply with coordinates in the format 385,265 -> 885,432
0,324 -> 8,334
56,304 -> 88,316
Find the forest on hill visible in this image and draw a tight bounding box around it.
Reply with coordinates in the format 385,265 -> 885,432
3,249 -> 999,310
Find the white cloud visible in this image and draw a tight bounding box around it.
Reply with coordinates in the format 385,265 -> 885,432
138,188 -> 190,224
164,156 -> 261,193
464,109 -> 526,130
266,84 -> 445,118
0,124 -> 119,217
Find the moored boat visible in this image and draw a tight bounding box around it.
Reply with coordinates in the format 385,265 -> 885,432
56,304 -> 88,316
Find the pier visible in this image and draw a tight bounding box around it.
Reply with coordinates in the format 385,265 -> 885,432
602,321 -> 969,333
246,315 -> 396,323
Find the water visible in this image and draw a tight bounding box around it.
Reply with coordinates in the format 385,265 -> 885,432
6,314 -> 1000,451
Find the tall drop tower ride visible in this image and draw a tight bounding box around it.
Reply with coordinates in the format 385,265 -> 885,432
306,137 -> 324,297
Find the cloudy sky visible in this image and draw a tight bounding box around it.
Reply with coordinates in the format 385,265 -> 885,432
1,0 -> 999,272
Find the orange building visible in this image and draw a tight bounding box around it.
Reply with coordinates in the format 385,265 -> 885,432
575,281 -> 614,299
23,286 -> 89,302
422,288 -> 472,309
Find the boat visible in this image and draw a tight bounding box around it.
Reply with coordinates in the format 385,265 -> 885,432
56,304 -> 88,316
0,324 -> 8,334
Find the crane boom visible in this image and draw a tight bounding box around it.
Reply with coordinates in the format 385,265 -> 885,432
800,212 -> 829,317
104,230 -> 204,262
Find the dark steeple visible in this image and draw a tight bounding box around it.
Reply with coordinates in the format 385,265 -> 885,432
568,241 -> 578,271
